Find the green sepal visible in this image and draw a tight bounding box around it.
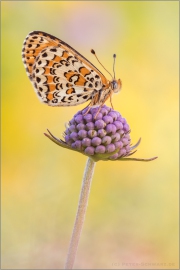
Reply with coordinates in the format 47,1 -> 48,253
44,129 -> 158,162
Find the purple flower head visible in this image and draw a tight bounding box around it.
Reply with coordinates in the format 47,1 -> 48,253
45,105 -> 158,162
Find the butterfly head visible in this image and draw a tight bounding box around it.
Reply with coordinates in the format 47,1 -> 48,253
111,79 -> 122,93
91,50 -> 122,95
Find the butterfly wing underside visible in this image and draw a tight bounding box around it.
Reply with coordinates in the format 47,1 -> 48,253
22,31 -> 109,106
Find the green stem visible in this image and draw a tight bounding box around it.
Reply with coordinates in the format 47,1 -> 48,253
64,157 -> 96,269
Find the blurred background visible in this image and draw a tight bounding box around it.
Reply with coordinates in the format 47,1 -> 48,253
2,1 -> 178,269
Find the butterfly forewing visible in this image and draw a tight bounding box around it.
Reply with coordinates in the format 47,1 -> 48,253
22,31 -> 109,106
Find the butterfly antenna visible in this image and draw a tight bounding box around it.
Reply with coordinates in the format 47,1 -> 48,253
113,54 -> 116,79
91,49 -> 113,79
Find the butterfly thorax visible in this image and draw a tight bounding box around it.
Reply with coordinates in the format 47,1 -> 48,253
91,78 -> 121,106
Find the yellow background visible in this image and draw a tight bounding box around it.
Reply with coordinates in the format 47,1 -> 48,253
2,1 -> 179,269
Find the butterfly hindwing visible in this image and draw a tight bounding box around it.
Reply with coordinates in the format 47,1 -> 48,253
22,31 -> 109,106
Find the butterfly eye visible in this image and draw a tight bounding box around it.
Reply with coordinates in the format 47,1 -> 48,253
113,81 -> 118,89
111,80 -> 120,93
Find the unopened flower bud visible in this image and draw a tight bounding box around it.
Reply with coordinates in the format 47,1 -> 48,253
45,105 -> 158,162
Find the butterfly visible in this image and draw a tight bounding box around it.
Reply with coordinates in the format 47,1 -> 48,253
22,31 -> 122,109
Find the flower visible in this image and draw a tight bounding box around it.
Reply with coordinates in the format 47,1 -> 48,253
44,105 -> 157,162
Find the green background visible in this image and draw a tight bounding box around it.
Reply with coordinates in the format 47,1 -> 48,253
2,1 -> 179,269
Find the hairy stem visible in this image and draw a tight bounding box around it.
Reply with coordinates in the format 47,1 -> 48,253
64,157 -> 96,269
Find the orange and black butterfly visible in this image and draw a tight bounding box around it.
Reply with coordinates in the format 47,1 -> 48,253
22,31 -> 122,108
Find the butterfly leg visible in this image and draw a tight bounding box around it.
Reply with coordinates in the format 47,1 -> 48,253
94,91 -> 114,118
110,94 -> 114,109
82,100 -> 94,115
82,91 -> 100,115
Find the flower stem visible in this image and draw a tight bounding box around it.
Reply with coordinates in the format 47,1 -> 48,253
64,157 -> 96,269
